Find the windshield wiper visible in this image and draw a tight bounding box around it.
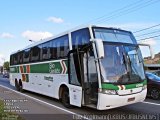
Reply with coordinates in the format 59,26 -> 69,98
122,53 -> 128,71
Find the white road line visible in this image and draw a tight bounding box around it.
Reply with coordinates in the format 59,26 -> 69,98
0,84 -> 89,120
142,101 -> 160,106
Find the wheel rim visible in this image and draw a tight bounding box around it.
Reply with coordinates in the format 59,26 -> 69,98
151,89 -> 159,99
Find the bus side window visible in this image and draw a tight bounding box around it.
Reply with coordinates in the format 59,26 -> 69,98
50,40 -> 57,59
42,42 -> 51,61
10,55 -> 14,65
56,40 -> 61,58
50,35 -> 69,59
59,35 -> 69,58
18,51 -> 23,64
13,53 -> 18,65
71,28 -> 90,50
31,46 -> 40,62
64,38 -> 69,57
23,49 -> 30,63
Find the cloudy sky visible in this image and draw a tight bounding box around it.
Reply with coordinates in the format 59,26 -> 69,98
0,0 -> 160,65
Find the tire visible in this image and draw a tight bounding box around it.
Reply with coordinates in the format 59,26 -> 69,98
19,81 -> 24,92
150,88 -> 160,100
61,88 -> 72,108
15,80 -> 20,91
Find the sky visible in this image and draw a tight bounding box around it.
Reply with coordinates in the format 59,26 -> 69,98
0,0 -> 160,65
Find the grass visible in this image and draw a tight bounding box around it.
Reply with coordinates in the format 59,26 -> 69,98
0,100 -> 25,120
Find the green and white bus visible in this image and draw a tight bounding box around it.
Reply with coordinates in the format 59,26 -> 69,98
10,25 -> 147,110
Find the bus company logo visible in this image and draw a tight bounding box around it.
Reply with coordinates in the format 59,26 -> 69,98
49,63 -> 61,74
44,76 -> 53,82
136,83 -> 143,88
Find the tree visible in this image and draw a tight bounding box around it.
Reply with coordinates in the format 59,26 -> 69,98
3,61 -> 9,70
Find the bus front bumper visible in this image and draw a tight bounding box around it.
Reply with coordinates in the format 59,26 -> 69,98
97,89 -> 147,110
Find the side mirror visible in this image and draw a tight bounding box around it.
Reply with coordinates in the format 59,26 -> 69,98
149,45 -> 155,59
138,43 -> 155,59
91,39 -> 104,59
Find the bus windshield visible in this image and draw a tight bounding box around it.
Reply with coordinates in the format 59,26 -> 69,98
100,44 -> 145,84
93,27 -> 145,84
93,27 -> 137,44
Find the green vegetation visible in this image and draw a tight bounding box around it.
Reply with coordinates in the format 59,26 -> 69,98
3,61 -> 9,71
0,100 -> 24,120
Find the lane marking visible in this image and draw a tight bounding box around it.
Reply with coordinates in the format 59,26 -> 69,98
141,101 -> 160,106
0,84 -> 89,120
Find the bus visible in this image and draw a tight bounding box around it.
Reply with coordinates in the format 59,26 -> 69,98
10,25 -> 147,110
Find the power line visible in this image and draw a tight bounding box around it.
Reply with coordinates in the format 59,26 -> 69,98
133,23 -> 160,33
79,0 -> 158,27
83,0 -> 144,25
95,0 -> 160,24
135,29 -> 160,37
137,34 -> 160,41
76,0 -> 160,31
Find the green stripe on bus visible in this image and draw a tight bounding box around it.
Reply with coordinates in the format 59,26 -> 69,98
10,60 -> 68,74
101,84 -> 119,90
31,63 -> 49,73
102,80 -> 147,90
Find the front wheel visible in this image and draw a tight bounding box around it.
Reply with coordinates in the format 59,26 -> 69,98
150,88 -> 160,100
61,89 -> 72,108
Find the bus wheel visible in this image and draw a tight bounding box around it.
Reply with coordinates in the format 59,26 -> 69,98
61,88 -> 71,108
19,80 -> 24,92
15,79 -> 20,91
150,88 -> 160,100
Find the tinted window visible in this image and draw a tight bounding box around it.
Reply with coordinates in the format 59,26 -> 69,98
10,55 -> 14,65
23,49 -> 30,63
41,42 -> 51,61
18,51 -> 23,64
31,46 -> 40,62
71,28 -> 90,49
11,35 -> 69,65
50,35 -> 69,59
50,40 -> 57,59
13,54 -> 18,65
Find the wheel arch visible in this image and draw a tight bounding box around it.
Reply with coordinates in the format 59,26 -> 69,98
59,84 -> 69,100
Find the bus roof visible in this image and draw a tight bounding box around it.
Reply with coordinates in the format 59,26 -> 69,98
10,25 -> 130,55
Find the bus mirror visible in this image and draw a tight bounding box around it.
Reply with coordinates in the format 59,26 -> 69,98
91,39 -> 104,59
138,43 -> 155,59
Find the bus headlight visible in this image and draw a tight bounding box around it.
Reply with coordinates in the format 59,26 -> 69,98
102,89 -> 117,95
142,85 -> 147,90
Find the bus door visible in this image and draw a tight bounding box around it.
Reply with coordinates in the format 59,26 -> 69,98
83,50 -> 98,107
68,49 -> 98,107
68,50 -> 83,107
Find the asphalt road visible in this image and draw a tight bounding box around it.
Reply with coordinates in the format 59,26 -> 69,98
0,76 -> 160,120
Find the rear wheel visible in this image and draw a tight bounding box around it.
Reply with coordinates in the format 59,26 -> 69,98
150,88 -> 160,100
61,88 -> 71,108
15,80 -> 20,91
19,80 -> 24,92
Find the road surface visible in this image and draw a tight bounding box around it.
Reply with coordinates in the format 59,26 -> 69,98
0,76 -> 160,120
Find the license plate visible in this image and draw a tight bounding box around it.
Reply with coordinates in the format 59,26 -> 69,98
128,97 -> 135,102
